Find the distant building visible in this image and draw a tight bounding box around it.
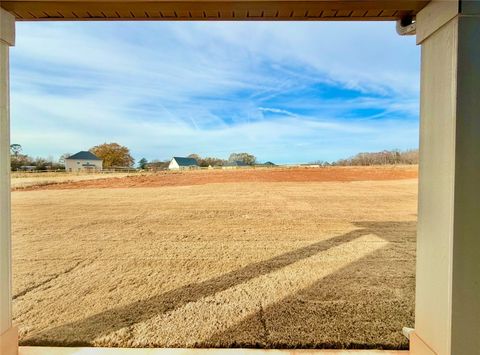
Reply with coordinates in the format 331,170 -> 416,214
65,151 -> 103,172
168,157 -> 199,170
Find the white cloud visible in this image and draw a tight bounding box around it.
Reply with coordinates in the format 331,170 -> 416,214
10,21 -> 420,164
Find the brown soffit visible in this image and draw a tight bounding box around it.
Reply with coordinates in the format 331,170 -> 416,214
1,0 -> 430,21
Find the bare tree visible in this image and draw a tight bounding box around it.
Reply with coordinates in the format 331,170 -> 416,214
228,152 -> 257,165
335,149 -> 419,166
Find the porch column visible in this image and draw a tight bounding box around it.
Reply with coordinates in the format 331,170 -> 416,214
413,0 -> 480,354
0,7 -> 16,355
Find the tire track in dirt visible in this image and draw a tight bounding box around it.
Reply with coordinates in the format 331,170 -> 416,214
258,301 -> 269,344
13,259 -> 92,300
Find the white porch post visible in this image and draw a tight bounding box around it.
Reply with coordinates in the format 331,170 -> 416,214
0,7 -> 16,355
413,1 -> 480,354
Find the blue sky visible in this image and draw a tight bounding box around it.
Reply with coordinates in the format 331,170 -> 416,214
10,21 -> 420,164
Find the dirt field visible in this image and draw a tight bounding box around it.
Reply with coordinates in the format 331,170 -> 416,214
11,166 -> 417,349
15,166 -> 417,191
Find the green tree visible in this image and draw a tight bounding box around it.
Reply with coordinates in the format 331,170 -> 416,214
10,144 -> 22,157
90,143 -> 134,169
138,158 -> 148,169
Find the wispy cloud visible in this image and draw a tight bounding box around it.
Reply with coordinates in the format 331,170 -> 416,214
10,21 -> 420,164
258,107 -> 298,117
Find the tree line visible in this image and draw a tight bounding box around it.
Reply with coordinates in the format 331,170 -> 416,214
10,142 -> 418,171
10,144 -> 65,171
188,152 -> 256,167
10,142 -> 135,171
10,142 -> 258,171
138,152 -> 257,170
331,149 -> 419,166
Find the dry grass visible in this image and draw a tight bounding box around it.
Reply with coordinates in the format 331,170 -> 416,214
11,170 -> 417,349
11,172 -> 139,190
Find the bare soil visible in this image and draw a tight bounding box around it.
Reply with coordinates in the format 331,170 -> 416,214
11,167 -> 417,349
16,165 -> 418,191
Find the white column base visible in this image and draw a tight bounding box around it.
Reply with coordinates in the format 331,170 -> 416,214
401,326 -> 436,354
410,332 -> 437,355
0,326 -> 18,355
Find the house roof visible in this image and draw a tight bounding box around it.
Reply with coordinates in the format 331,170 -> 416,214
1,1 -> 430,21
172,157 -> 198,167
66,151 -> 102,161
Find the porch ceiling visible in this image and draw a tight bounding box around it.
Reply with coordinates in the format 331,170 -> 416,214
1,0 -> 431,21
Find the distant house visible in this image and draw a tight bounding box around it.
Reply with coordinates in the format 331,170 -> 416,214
65,151 -> 103,172
168,157 -> 199,170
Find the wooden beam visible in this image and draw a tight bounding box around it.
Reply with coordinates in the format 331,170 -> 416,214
1,0 -> 430,21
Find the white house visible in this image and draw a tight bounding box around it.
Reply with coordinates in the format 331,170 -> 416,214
168,157 -> 199,170
65,151 -> 103,172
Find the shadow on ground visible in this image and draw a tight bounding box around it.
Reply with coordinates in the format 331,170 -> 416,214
206,221 -> 416,349
21,221 -> 416,349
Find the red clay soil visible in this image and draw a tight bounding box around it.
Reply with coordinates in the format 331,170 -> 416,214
18,166 -> 418,191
